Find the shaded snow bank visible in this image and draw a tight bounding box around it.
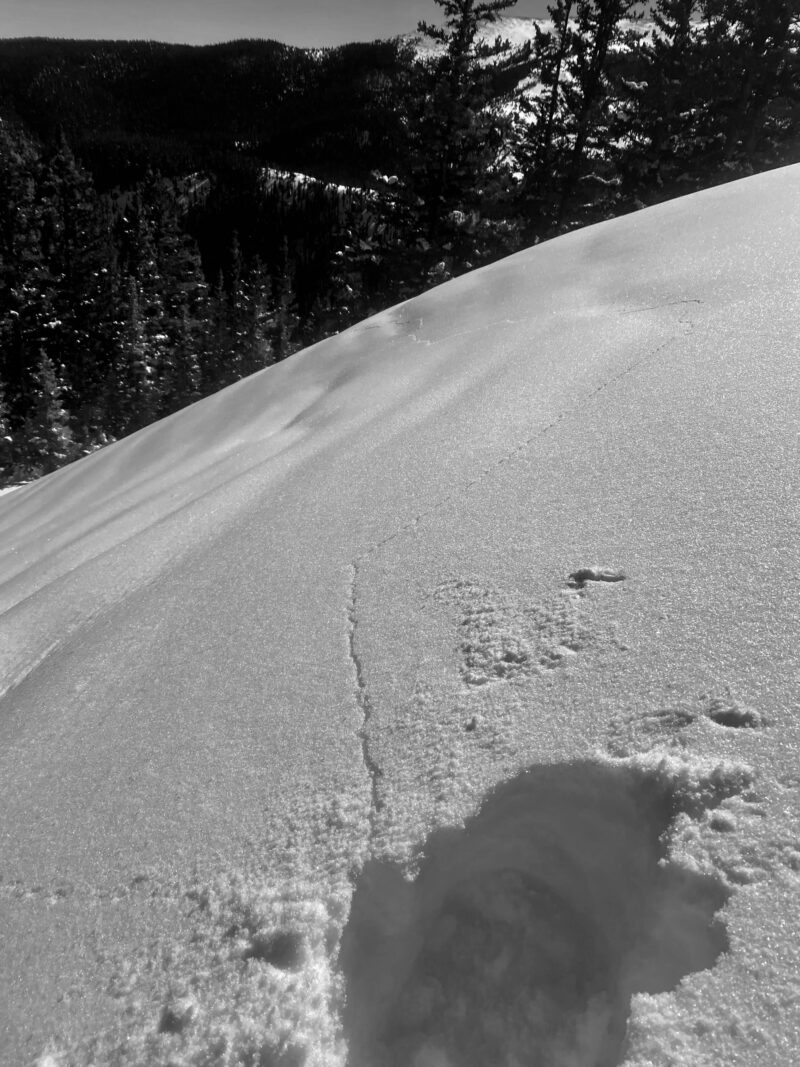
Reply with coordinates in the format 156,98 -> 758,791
341,757 -> 744,1067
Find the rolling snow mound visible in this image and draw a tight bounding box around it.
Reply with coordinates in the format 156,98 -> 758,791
1,166 -> 799,1065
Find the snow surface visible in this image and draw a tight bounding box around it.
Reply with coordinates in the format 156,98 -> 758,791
1,166 -> 800,1066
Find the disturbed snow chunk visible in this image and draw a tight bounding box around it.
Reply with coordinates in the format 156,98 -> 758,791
567,567 -> 626,589
608,690 -> 766,757
434,578 -> 586,687
607,704 -> 697,756
705,695 -> 765,729
340,761 -> 729,1067
158,994 -> 198,1034
244,928 -> 305,970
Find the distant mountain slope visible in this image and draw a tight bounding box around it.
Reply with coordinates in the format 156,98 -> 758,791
0,37 -> 299,132
0,36 -> 411,184
406,14 -> 545,57
404,14 -> 648,59
1,165 -> 799,1066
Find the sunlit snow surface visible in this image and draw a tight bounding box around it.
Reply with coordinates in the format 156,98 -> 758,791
2,167 -> 800,1066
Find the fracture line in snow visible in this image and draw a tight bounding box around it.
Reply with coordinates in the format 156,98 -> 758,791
355,327 -> 689,564
345,322 -> 695,822
620,298 -> 704,315
347,561 -> 383,820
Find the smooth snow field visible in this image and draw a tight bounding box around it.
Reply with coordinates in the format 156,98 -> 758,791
1,166 -> 799,1067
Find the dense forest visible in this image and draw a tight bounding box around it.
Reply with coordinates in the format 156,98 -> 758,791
1,0 -> 798,483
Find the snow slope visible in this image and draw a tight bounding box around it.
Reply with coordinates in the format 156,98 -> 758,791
1,166 -> 799,1066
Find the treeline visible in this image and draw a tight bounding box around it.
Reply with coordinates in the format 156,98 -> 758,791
0,36 -> 410,187
1,0 -> 798,483
0,135 -> 309,478
520,0 -> 800,228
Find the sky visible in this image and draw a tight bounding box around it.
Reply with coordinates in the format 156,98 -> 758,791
5,0 -> 553,47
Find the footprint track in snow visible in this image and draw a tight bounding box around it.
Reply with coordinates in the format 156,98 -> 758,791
608,689 -> 767,757
607,705 -> 697,756
669,790 -> 800,889
433,567 -> 625,690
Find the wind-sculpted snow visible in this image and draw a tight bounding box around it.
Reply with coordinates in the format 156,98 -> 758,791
1,166 -> 800,1065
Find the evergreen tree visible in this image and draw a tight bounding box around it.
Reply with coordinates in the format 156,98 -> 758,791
618,0 -> 700,195
619,0 -> 800,196
222,252 -> 278,381
109,173 -> 209,421
159,308 -> 202,411
37,134 -> 120,436
70,210 -> 126,440
19,350 -> 74,476
114,277 -> 160,433
271,249 -> 301,362
215,233 -> 250,384
38,133 -> 98,290
555,0 -> 645,224
0,123 -> 58,425
241,263 -> 278,377
696,0 -> 800,169
201,273 -> 234,392
0,384 -> 14,482
0,125 -> 42,330
404,0 -> 521,267
519,0 -> 576,229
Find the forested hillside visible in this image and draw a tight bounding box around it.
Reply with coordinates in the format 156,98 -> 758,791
1,0 -> 798,484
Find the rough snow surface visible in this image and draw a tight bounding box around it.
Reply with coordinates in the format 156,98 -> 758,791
1,166 -> 800,1065
341,757 -> 734,1067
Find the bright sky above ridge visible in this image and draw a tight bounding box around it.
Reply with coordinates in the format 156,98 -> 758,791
6,0 -> 553,47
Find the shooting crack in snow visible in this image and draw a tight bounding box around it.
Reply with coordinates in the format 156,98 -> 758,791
354,326 -> 690,564
619,298 -> 704,316
348,560 -> 384,819
342,321 -> 695,868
